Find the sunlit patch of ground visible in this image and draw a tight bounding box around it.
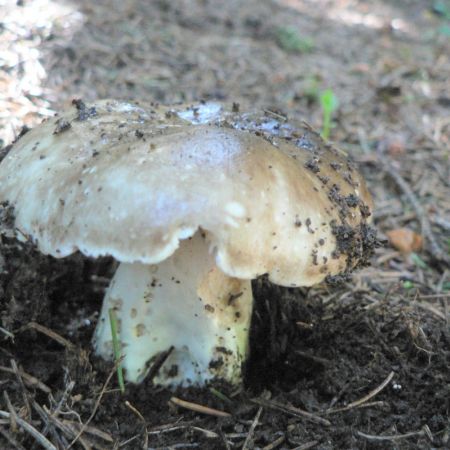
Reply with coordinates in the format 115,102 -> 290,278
0,0 -> 82,145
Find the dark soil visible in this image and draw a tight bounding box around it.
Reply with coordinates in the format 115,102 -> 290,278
1,236 -> 449,449
1,0 -> 449,449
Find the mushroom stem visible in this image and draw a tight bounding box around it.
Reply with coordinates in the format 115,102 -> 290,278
93,232 -> 253,386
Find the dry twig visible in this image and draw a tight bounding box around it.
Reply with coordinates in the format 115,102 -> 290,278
170,397 -> 231,418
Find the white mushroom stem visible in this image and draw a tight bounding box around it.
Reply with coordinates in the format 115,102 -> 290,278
93,232 -> 253,386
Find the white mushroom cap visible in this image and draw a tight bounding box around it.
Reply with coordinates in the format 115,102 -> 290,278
0,99 -> 374,287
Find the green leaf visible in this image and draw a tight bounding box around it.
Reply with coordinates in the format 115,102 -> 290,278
320,89 -> 339,112
320,89 -> 338,139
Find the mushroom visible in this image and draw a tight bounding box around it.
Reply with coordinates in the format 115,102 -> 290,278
0,99 -> 375,386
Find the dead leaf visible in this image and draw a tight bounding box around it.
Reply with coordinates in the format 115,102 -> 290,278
386,228 -> 423,253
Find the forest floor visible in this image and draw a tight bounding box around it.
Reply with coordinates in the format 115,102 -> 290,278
1,0 -> 449,449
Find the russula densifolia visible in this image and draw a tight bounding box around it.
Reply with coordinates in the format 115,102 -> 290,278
0,99 -> 375,386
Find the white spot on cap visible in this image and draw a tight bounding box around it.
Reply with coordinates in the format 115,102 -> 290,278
177,102 -> 222,124
225,202 -> 246,218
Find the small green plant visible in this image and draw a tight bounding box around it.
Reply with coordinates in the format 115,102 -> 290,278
109,308 -> 125,394
319,89 -> 338,140
403,280 -> 415,290
275,26 -> 314,53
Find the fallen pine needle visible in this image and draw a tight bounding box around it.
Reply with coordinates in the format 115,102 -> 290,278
261,434 -> 285,450
147,424 -> 219,439
0,365 -> 51,393
170,397 -> 231,417
0,326 -> 14,340
66,359 -> 119,449
0,410 -> 57,450
0,427 -> 27,450
34,404 -> 91,450
63,420 -> 114,443
417,293 -> 450,299
291,441 -> 319,450
3,391 -> 17,433
251,398 -> 331,426
242,406 -> 263,450
379,154 -> 449,265
327,371 -> 394,414
356,429 -> 426,441
413,301 -> 446,321
19,322 -> 74,349
125,400 -> 148,449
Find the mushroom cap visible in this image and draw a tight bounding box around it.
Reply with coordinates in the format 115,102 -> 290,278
0,100 -> 374,287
